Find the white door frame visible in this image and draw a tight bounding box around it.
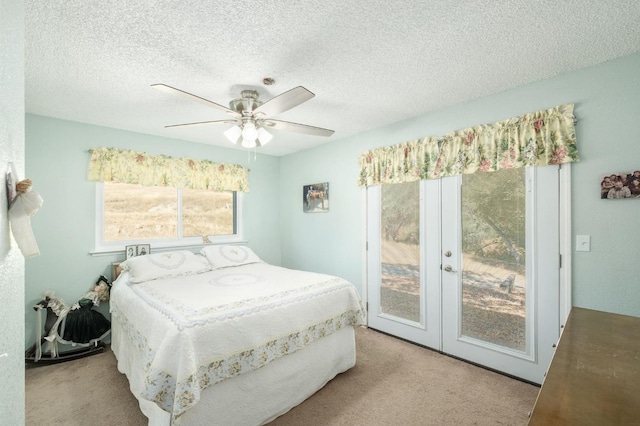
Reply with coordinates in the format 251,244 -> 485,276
361,164 -> 572,383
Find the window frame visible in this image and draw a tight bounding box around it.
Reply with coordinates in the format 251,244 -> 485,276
93,182 -> 244,254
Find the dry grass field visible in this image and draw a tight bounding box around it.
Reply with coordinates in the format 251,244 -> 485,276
103,183 -> 234,241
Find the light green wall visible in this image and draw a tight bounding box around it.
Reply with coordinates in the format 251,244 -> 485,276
0,0 -> 25,422
24,115 -> 281,347
280,51 -> 640,317
24,52 -> 640,355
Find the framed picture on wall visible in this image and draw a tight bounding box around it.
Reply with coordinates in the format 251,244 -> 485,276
303,182 -> 329,213
601,170 -> 640,199
125,245 -> 137,259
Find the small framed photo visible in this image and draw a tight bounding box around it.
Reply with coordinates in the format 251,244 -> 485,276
125,244 -> 151,259
601,170 -> 640,199
136,244 -> 150,256
125,245 -> 137,260
303,182 -> 329,213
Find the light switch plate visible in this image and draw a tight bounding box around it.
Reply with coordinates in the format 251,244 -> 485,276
576,235 -> 590,252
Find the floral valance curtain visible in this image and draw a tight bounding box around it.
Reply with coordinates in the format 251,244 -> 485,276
358,103 -> 579,187
88,147 -> 250,192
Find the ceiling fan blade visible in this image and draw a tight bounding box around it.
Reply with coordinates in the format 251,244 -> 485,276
253,86 -> 315,117
164,119 -> 238,129
152,84 -> 240,117
263,119 -> 334,137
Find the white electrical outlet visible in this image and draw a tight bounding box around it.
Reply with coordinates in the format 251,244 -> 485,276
576,235 -> 591,252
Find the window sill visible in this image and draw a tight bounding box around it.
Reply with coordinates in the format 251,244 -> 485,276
89,240 -> 249,257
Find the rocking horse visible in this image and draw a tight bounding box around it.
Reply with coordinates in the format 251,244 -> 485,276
25,275 -> 112,364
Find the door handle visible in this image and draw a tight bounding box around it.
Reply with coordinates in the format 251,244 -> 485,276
443,265 -> 457,273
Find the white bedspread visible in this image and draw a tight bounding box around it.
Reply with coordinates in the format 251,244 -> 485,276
109,262 -> 364,421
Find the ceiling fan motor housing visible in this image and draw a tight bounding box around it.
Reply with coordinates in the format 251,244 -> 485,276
229,90 -> 263,114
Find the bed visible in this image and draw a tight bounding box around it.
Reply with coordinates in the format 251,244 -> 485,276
109,246 -> 365,425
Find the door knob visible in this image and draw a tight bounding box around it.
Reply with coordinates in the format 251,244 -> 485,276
443,265 -> 457,273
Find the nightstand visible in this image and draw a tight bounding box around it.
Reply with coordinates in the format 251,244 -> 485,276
112,261 -> 123,281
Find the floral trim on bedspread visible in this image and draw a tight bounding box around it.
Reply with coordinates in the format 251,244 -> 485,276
111,304 -> 156,371
164,309 -> 361,419
120,307 -> 363,419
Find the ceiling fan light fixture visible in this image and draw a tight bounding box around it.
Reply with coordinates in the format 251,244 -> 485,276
241,121 -> 258,142
257,127 -> 273,145
241,137 -> 257,149
224,125 -> 242,144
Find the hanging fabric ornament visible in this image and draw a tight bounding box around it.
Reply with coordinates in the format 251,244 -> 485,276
8,179 -> 43,258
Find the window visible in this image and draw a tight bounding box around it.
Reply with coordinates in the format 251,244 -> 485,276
95,182 -> 243,251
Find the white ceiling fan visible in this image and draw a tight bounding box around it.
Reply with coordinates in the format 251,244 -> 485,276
152,84 -> 335,148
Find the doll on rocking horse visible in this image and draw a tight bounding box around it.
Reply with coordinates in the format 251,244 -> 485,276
25,275 -> 112,364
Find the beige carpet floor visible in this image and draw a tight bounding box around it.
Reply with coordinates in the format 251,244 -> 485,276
26,327 -> 539,425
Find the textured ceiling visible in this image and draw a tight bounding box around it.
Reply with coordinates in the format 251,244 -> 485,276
26,1 -> 640,156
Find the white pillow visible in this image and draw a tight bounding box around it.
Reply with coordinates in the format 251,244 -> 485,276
200,245 -> 262,269
120,250 -> 211,283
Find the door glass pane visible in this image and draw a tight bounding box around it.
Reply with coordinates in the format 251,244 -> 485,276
460,168 -> 526,351
380,181 -> 420,322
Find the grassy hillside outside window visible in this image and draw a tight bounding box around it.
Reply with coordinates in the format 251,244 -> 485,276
95,182 -> 241,251
88,147 -> 248,252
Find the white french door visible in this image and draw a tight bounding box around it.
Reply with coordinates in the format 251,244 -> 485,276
366,178 -> 442,349
366,166 -> 564,384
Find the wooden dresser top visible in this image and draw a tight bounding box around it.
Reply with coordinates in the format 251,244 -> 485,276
529,307 -> 640,425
